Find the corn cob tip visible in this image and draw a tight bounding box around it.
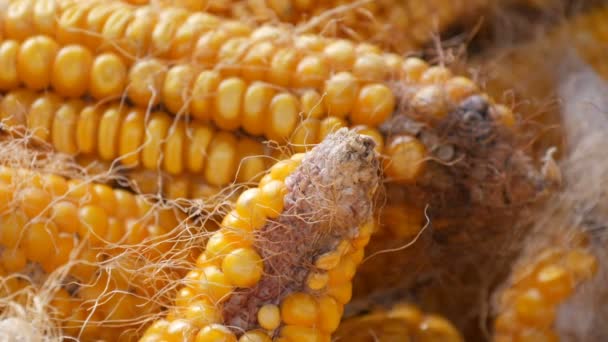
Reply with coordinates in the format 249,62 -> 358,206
222,128 -> 380,331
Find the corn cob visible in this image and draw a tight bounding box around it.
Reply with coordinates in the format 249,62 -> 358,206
0,165 -> 191,340
335,303 -> 463,342
137,0 -> 488,54
0,0 -> 252,61
140,129 -> 380,341
349,85 -> 550,339
0,89 -> 271,187
0,33 -> 392,148
493,238 -> 598,342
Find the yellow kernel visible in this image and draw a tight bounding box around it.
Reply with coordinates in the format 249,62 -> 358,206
17,35 -> 59,90
269,159 -> 298,181
315,250 -> 341,270
78,205 -> 109,242
222,247 -> 264,288
353,53 -> 388,81
19,187 -> 51,218
306,272 -> 329,290
190,70 -> 220,121
239,330 -> 272,342
267,93 -> 299,142
534,265 -> 574,303
268,48 -> 298,87
1,248 -> 27,273
294,55 -> 328,89
52,45 -> 93,98
402,57 -> 429,81
281,292 -> 318,326
236,188 -> 267,230
300,90 -> 324,119
353,85 -> 396,127
317,295 -> 342,333
323,40 -> 355,71
51,201 -> 79,235
259,180 -> 287,219
243,82 -> 275,136
420,65 -> 453,84
418,315 -> 463,342
0,41 -> 20,91
384,135 -> 427,183
90,53 -> 127,100
411,85 -> 449,120
326,282 -> 352,304
280,325 -> 324,342
205,132 -> 238,186
258,304 -> 281,330
127,59 -> 167,107
514,289 -> 554,327
194,324 -> 237,342
214,77 -> 246,131
162,64 -> 196,115
445,76 -> 479,102
324,72 -> 359,118
24,221 -> 58,263
183,300 -> 222,328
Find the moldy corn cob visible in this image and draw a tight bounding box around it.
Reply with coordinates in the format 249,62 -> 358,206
335,302 -> 463,342
140,129 -> 380,341
350,89 -> 551,338
0,165 -> 192,340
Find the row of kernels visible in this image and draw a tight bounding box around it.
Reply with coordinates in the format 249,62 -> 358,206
0,167 -> 183,262
0,34 -> 394,144
0,89 -> 268,186
336,303 -> 463,341
131,62 -> 395,135
493,244 -> 598,341
2,0 -> 252,61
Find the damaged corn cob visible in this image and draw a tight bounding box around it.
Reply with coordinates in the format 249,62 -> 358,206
349,86 -> 549,339
0,165 -> 190,340
0,89 -> 269,187
335,303 -> 463,341
140,129 -> 380,341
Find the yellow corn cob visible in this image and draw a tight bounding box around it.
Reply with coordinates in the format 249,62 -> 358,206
0,89 -> 271,187
0,0 -> 252,61
140,129 -> 380,341
335,303 -> 463,342
0,32 -> 393,148
0,165 -> 190,340
136,0 -> 488,53
492,236 -> 598,341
